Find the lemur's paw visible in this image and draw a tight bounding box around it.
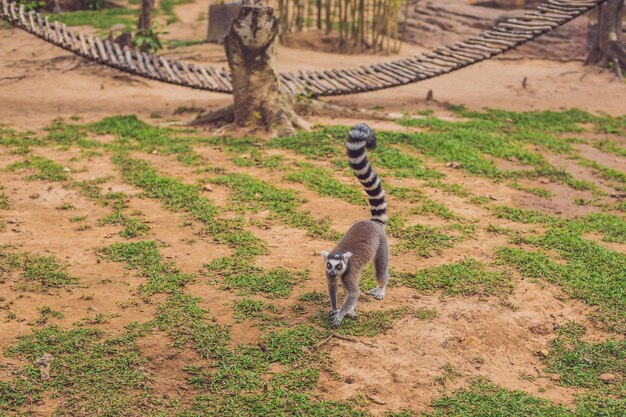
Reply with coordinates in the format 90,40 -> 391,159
328,309 -> 340,317
331,316 -> 343,327
367,287 -> 385,300
346,310 -> 357,318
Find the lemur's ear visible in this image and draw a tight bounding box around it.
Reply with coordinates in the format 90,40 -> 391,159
343,252 -> 353,261
320,251 -> 329,260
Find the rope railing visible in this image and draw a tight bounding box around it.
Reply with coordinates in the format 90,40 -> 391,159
0,0 -> 608,97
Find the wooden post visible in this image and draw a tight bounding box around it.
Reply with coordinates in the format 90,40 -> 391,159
137,0 -> 154,31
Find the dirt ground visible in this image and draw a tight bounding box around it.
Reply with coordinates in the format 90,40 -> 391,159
0,1 -> 625,416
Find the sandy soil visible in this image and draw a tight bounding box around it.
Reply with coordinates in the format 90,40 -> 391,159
0,2 -> 625,415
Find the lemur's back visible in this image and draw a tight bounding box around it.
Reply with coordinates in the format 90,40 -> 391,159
334,220 -> 386,270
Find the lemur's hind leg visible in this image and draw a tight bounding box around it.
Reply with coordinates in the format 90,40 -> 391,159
367,238 -> 389,300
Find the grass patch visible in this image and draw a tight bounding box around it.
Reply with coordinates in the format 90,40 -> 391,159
285,163 -> 366,205
113,155 -> 263,255
399,259 -> 514,297
311,307 -> 437,336
0,250 -> 77,292
6,156 -> 68,181
232,298 -> 282,327
544,322 -> 625,395
99,241 -> 193,296
48,8 -> 138,31
426,378 -> 572,417
203,256 -> 307,298
212,172 -> 339,240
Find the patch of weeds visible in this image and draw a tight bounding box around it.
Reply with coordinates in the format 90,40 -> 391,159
509,182 -> 553,198
424,180 -> 471,198
28,306 -> 64,326
5,156 -> 68,181
69,215 -> 87,223
367,145 -> 443,180
426,377 -> 572,416
311,307 -> 437,336
543,321 -> 625,398
268,126 -> 347,159
285,163 -> 366,205
4,325 -> 162,416
98,241 -> 193,296
399,259 -> 514,297
212,172 -> 338,240
0,250 -> 77,292
113,156 -> 263,253
0,192 -> 9,210
387,215 -> 457,257
203,256 -> 307,298
496,226 -> 626,332
152,293 -> 230,358
262,324 -> 328,365
594,138 -> 626,158
232,298 -> 281,327
575,157 -> 626,184
55,202 -> 75,210
49,8 -> 138,30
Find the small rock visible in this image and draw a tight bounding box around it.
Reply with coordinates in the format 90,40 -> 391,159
87,305 -> 97,312
445,162 -> 462,169
539,349 -> 550,358
541,178 -> 551,184
489,195 -> 505,201
549,374 -> 561,382
203,184 -> 213,192
152,150 -> 159,155
29,193 -> 40,199
7,218 -> 18,224
508,156 -> 519,162
599,373 -> 617,383
0,296 -> 5,302
345,376 -> 354,384
62,167 -> 71,172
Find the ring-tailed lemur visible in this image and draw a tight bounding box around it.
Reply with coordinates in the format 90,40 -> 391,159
320,123 -> 389,327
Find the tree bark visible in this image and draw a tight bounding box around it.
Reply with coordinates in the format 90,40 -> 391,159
586,0 -> 626,79
224,2 -> 308,136
138,0 -> 155,31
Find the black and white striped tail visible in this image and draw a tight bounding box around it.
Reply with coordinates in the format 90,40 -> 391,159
347,123 -> 387,224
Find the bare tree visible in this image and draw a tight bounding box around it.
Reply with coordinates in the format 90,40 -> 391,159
586,0 -> 625,80
224,1 -> 308,135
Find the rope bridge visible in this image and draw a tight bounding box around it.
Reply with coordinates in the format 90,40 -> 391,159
0,0 -> 608,97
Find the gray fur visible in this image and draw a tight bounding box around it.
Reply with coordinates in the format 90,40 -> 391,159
322,220 -> 389,327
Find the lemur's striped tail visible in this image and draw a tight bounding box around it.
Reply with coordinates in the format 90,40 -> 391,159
347,123 -> 387,224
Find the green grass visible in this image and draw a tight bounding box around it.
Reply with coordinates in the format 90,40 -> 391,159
232,298 -> 281,327
425,378 -> 572,417
386,215 -> 468,257
0,250 -> 78,292
286,163 -> 366,205
544,322 -> 625,395
212,172 -> 339,240
399,259 -> 514,297
113,155 -> 263,255
48,8 -> 138,30
509,182 -> 553,198
311,307 -> 437,336
3,325 -> 161,416
5,156 -> 68,181
99,241 -> 194,296
203,256 -> 307,298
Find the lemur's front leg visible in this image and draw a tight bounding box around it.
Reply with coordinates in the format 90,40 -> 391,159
327,276 -> 339,317
331,272 -> 360,327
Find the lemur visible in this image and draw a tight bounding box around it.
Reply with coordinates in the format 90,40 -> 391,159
321,123 -> 389,327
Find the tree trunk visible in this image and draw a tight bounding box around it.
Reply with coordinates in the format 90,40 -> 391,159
224,2 -> 308,136
138,0 -> 155,31
586,0 -> 626,79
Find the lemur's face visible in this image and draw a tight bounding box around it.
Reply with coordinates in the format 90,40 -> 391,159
320,251 -> 352,278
